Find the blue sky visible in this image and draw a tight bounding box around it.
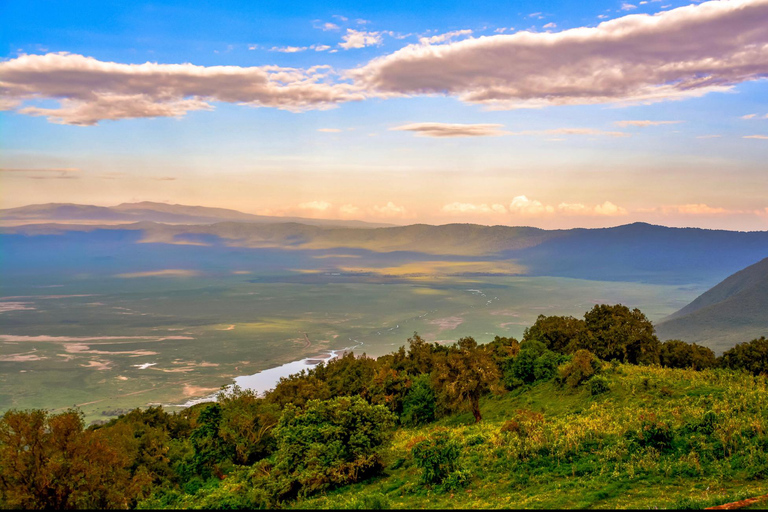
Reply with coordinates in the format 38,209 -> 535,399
1,0 -> 767,229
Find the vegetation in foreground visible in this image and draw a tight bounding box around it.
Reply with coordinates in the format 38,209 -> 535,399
1,304 -> 767,509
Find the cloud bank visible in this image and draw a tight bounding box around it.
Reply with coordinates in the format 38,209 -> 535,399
0,53 -> 364,125
2,0 -> 767,124
351,0 -> 768,109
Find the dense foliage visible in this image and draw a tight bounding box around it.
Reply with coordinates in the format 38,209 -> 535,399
1,304 -> 767,509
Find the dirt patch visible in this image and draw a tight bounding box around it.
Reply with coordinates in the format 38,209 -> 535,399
0,351 -> 46,362
81,360 -> 112,371
183,384 -> 221,397
64,344 -> 158,357
2,335 -> 192,343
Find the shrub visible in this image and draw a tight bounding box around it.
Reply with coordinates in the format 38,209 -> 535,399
625,414 -> 673,452
588,376 -> 610,395
412,430 -> 462,486
401,374 -> 436,426
500,409 -> 545,438
271,396 -> 396,499
505,340 -> 564,389
558,349 -> 601,388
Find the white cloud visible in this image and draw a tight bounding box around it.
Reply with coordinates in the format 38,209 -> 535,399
317,128 -> 342,132
593,201 -> 628,216
614,120 -> 683,127
340,29 -> 382,50
270,46 -> 308,53
557,201 -> 628,216
311,45 -> 331,52
441,202 -> 507,214
370,202 -> 407,217
673,203 -> 729,214
744,135 -> 768,139
298,200 -> 333,211
741,113 -> 758,119
322,22 -> 340,31
543,23 -> 557,29
391,122 -> 509,137
0,53 -> 364,124
696,134 -> 721,138
621,3 -> 638,11
419,29 -> 473,45
509,195 -> 555,216
351,0 -> 768,109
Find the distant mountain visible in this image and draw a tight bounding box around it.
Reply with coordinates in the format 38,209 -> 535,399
3,220 -> 768,286
656,257 -> 768,353
0,202 -> 393,228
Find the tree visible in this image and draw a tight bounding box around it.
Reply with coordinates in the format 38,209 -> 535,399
659,340 -> 717,370
504,339 -> 565,389
271,396 -> 395,499
522,315 -> 585,354
0,409 -> 139,509
558,349 -> 602,388
433,337 -> 501,422
581,304 -> 660,364
718,337 -> 768,376
217,387 -> 281,466
401,374 -> 436,426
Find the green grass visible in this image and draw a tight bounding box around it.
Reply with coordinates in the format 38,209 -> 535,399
285,364 -> 768,509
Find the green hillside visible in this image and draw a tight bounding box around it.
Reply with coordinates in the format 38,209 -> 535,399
3,306 -> 768,510
656,257 -> 768,353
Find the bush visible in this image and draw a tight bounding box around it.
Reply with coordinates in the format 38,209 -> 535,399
588,376 -> 610,395
558,349 -> 601,388
719,337 -> 768,376
504,340 -> 564,389
401,374 -> 436,426
660,340 -> 717,370
412,430 -> 462,486
271,396 -> 396,499
625,414 -> 673,452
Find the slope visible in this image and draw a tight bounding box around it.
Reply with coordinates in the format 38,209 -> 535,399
656,257 -> 768,352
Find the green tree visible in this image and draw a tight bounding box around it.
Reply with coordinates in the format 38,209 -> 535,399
217,387 -> 281,465
523,315 -> 585,354
718,337 -> 768,376
271,396 -> 395,499
433,337 -> 501,422
659,339 -> 717,370
401,374 -> 436,426
581,304 -> 660,364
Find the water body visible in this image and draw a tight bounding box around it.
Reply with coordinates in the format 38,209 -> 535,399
176,350 -> 345,407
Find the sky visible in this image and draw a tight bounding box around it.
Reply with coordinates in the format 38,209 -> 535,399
1,0 -> 767,230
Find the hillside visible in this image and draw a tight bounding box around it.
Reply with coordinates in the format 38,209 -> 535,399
656,257 -> 768,353
0,202 -> 392,228
3,220 -> 768,285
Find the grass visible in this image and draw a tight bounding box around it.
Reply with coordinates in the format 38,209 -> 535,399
287,364 -> 768,509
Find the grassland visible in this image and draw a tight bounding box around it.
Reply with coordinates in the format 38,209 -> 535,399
290,364 -> 768,510
0,272 -> 704,423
